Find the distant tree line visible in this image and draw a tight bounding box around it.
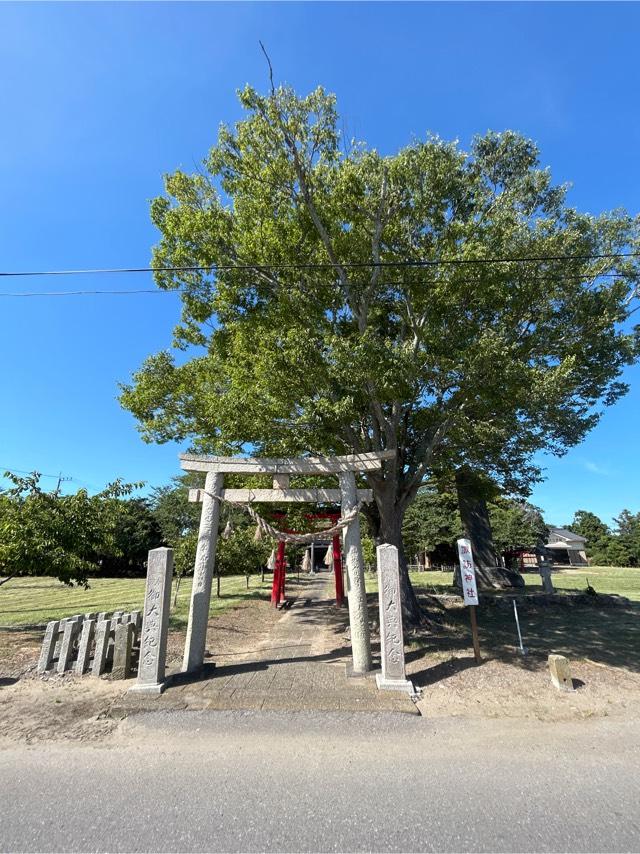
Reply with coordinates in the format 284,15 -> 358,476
2,470 -> 637,588
0,472 -> 270,586
399,485 -> 640,569
567,510 -> 640,567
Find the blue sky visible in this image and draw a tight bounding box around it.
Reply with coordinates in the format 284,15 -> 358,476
1,2 -> 638,526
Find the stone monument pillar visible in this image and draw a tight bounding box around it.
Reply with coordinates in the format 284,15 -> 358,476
74,618 -> 96,675
339,470 -> 372,675
182,471 -> 224,673
56,617 -> 83,673
375,544 -> 414,694
112,622 -> 135,680
129,547 -> 174,694
37,620 -> 61,673
91,619 -> 111,676
539,560 -> 555,593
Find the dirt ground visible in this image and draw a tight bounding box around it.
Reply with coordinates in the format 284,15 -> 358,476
1,587 -> 639,745
406,591 -> 640,721
0,598 -> 281,744
411,653 -> 640,721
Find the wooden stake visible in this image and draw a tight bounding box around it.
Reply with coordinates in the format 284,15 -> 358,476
469,605 -> 482,664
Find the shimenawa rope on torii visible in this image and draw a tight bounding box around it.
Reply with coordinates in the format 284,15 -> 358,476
203,490 -> 363,544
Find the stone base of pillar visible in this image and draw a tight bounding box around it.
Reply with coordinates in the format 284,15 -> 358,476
345,663 -> 375,679
127,681 -> 167,695
376,674 -> 415,694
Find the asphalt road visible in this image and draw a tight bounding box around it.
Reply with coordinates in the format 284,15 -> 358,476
1,711 -> 639,853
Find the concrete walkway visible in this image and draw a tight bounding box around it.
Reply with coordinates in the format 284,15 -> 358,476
120,573 -> 417,715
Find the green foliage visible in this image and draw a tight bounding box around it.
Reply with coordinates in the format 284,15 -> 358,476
613,510 -> 640,566
489,498 -> 548,553
151,477 -> 201,545
173,530 -> 198,580
150,480 -> 273,579
570,510 -> 611,546
402,488 -> 462,557
569,510 -> 613,565
568,509 -> 640,567
120,82 -> 640,562
0,472 -> 148,586
117,80 -> 640,621
97,498 -> 163,576
402,486 -> 546,560
360,530 -> 376,567
217,527 -> 271,577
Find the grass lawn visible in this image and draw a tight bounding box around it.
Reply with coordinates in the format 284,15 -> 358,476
364,564 -> 640,670
365,564 -> 640,601
0,574 -> 273,630
522,566 -> 640,601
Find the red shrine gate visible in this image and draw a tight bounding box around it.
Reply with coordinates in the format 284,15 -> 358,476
270,511 -> 344,608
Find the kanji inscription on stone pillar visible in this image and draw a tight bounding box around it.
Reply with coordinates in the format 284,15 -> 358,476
375,544 -> 414,694
129,547 -> 173,695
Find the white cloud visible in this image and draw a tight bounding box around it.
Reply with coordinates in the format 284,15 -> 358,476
582,460 -> 613,476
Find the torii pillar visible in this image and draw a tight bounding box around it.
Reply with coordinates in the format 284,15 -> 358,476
340,470 -> 372,674
180,451 -> 395,676
182,470 -> 223,672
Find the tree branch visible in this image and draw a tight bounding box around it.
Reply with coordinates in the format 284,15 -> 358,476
258,41 -> 276,96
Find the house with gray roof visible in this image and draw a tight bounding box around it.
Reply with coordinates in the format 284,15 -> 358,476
546,527 -> 588,566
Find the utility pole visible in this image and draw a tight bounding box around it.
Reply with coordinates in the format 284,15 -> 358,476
54,472 -> 72,496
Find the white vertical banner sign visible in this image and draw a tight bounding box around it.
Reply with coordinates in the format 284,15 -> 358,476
457,538 -> 481,663
457,538 -> 479,605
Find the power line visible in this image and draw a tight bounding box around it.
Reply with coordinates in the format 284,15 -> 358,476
0,271 -> 632,298
0,250 -> 638,279
0,466 -> 95,489
1,466 -> 61,478
0,289 -> 169,298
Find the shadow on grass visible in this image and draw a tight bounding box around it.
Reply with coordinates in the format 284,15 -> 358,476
410,589 -> 640,673
169,589 -> 270,631
478,598 -> 640,671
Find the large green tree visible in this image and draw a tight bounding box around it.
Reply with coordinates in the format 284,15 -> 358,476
570,509 -> 640,567
613,510 -> 640,567
402,487 -> 546,564
120,83 -> 640,620
0,473 -> 145,586
489,498 -> 548,555
96,497 -> 163,577
569,510 -> 611,549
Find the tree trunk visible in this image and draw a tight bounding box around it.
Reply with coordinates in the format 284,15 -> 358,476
172,571 -> 182,610
455,467 -> 497,570
455,467 -> 524,590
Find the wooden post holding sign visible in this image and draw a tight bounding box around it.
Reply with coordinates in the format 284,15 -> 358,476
457,538 -> 482,664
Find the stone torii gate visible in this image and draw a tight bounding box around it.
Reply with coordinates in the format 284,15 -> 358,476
180,450 -> 395,676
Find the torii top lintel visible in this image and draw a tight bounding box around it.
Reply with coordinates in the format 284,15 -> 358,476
179,450 -> 395,475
